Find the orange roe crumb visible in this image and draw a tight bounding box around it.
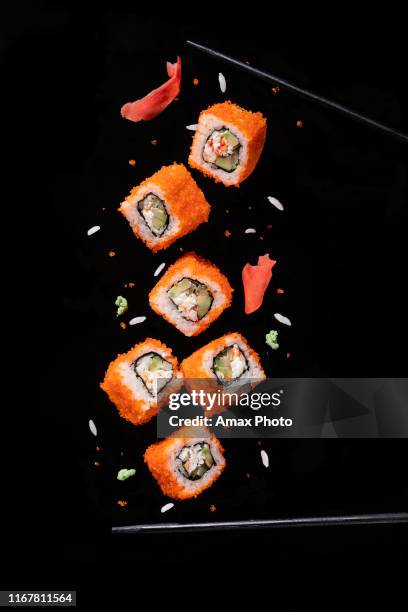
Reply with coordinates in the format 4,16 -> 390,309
174,97 -> 179,102
94,461 -> 100,467
296,120 -> 303,128
108,250 -> 116,257
120,322 -> 126,330
224,230 -> 231,238
210,504 -> 216,512
96,446 -> 100,452
277,288 -> 285,294
193,78 -> 199,86
128,159 -> 136,166
151,139 -> 157,145
272,86 -> 280,95
117,500 -> 127,507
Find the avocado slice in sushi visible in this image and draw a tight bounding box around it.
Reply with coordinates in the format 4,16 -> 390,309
167,277 -> 213,322
196,287 -> 213,319
215,150 -> 240,172
222,130 -> 240,148
137,192 -> 169,237
213,344 -> 248,383
177,443 -> 215,480
134,351 -> 173,395
168,278 -> 193,299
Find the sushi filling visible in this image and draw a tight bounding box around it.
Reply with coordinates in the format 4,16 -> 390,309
213,344 -> 248,384
177,443 -> 215,480
137,193 -> 169,237
167,277 -> 213,322
202,128 -> 241,173
133,352 -> 173,396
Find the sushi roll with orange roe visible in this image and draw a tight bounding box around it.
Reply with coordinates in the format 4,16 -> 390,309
149,252 -> 233,336
188,101 -> 267,186
100,338 -> 183,426
144,428 -> 226,500
119,163 -> 210,252
181,332 -> 266,413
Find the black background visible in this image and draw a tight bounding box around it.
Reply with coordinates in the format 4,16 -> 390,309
3,3 -> 407,605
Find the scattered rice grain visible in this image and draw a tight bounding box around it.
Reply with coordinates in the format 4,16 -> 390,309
129,316 -> 146,326
267,196 -> 284,211
274,313 -> 292,326
261,449 -> 269,468
161,502 -> 174,514
87,226 -> 100,236
89,419 -> 97,437
154,262 -> 166,277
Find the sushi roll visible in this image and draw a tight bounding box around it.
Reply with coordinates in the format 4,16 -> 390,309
181,332 -> 266,412
119,163 -> 210,252
188,101 -> 267,187
100,338 -> 183,426
144,428 -> 226,500
149,252 -> 233,336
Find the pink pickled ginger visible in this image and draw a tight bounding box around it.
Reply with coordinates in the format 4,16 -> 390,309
121,57 -> 181,122
242,254 -> 277,314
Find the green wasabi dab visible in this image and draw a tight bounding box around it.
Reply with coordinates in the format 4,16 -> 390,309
117,468 -> 136,481
115,296 -> 128,317
265,330 -> 279,350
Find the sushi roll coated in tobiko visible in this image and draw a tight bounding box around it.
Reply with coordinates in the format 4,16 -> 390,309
119,163 -> 210,252
181,332 -> 265,383
144,428 -> 226,500
149,252 -> 233,336
100,338 -> 183,426
181,333 -> 266,413
188,101 -> 267,186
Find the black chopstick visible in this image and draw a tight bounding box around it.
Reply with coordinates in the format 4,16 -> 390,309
186,40 -> 408,144
112,512 -> 408,534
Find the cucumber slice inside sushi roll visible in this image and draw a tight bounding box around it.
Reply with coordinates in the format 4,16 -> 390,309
137,193 -> 169,237
177,442 -> 215,480
167,277 -> 213,322
133,352 -> 173,395
213,344 -> 248,383
202,127 -> 241,173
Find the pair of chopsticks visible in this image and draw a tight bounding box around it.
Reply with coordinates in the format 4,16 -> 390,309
186,40 -> 408,144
